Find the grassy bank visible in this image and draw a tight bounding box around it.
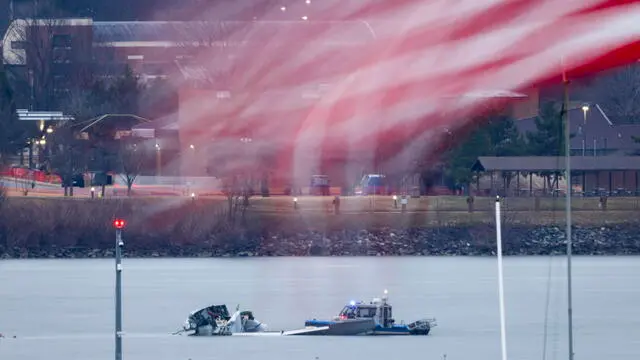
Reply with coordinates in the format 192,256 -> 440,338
243,195 -> 640,212
0,196 -> 638,251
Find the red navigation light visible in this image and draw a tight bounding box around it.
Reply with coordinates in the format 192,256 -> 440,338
113,219 -> 126,229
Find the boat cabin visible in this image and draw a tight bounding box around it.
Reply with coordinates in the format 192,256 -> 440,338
337,297 -> 395,328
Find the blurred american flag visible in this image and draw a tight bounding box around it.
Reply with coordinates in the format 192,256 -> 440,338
171,0 -> 640,176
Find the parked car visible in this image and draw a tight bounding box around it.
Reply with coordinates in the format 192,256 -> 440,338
354,174 -> 391,195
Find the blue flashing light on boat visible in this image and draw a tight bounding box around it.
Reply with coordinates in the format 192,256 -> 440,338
349,300 -> 356,306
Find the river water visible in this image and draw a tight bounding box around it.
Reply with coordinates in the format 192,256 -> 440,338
0,256 -> 638,360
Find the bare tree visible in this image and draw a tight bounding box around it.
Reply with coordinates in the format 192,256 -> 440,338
118,140 -> 148,196
0,182 -> 6,207
4,4 -> 69,111
579,64 -> 640,124
14,169 -> 34,196
3,3 -> 95,172
67,67 -> 144,196
0,62 -> 28,166
173,21 -> 245,89
176,21 -> 232,47
206,141 -> 269,225
632,136 -> 640,156
219,172 -> 257,224
49,122 -> 87,196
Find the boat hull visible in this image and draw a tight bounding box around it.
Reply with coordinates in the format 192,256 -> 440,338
300,318 -> 376,335
304,320 -> 430,335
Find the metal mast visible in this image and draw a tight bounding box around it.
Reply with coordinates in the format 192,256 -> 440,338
562,64 -> 574,360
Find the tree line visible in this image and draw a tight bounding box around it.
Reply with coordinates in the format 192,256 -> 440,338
438,101 -> 573,192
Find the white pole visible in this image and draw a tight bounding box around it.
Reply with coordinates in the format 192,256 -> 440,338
495,196 -> 508,360
115,228 -> 124,360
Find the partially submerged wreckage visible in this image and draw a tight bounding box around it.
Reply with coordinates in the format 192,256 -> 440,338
181,305 -> 268,336
180,304 -> 376,336
179,291 -> 436,337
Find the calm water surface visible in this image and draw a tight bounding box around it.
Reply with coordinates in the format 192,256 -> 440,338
1,256 -> 639,360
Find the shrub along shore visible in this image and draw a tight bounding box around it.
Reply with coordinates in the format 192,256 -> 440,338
1,197 -> 639,258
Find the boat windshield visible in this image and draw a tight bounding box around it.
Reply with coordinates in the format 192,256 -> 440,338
339,306 -> 357,319
339,305 -> 376,319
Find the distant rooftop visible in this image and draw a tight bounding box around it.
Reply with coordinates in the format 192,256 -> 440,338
131,113 -> 179,135
16,109 -> 74,122
472,156 -> 640,172
515,104 -> 640,153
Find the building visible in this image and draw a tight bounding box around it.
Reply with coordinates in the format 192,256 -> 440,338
12,109 -> 72,168
472,156 -> 640,196
490,105 -> 640,194
3,16 -> 540,192
514,104 -> 640,156
1,18 -> 383,83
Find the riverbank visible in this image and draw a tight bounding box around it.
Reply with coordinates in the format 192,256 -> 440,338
2,224 -> 639,259
1,197 -> 639,258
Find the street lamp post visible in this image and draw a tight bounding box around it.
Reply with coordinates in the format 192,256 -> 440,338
581,105 -> 589,156
240,137 -> 252,163
187,144 -> 196,176
28,139 -> 34,169
155,144 -> 161,177
240,137 -> 253,183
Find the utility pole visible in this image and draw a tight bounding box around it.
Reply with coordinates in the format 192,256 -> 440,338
113,218 -> 126,360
